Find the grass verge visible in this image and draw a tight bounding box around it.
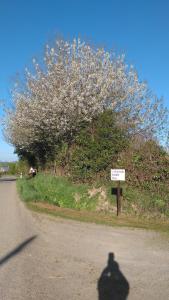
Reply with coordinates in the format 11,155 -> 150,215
27,201 -> 169,234
17,174 -> 98,210
17,174 -> 169,233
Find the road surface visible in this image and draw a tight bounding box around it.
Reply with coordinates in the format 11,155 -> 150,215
0,178 -> 169,299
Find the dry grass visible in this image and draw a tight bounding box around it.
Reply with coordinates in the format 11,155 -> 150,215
27,201 -> 169,234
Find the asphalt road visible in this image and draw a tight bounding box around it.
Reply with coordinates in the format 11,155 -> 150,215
0,178 -> 169,300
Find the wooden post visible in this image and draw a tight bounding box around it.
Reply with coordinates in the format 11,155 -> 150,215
111,169 -> 125,216
117,181 -> 121,216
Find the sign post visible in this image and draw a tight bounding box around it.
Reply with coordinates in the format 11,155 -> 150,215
116,180 -> 120,216
111,169 -> 125,216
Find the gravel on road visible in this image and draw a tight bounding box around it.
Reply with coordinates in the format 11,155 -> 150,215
0,179 -> 169,300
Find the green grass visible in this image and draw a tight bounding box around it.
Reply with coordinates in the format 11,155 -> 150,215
103,180 -> 169,217
27,202 -> 169,234
17,173 -> 169,233
17,174 -> 98,210
17,173 -> 169,217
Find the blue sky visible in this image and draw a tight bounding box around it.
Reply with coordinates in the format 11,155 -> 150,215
0,0 -> 169,161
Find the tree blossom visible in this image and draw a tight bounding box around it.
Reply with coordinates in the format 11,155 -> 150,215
4,38 -> 168,156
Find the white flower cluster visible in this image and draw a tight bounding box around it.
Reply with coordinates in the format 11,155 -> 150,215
4,38 -> 168,152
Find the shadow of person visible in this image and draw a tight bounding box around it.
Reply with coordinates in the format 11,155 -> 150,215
98,253 -> 129,300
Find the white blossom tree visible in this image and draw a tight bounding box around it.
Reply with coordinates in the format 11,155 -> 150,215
4,38 -> 168,163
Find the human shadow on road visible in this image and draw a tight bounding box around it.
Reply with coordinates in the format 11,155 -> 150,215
0,235 -> 37,267
98,253 -> 129,300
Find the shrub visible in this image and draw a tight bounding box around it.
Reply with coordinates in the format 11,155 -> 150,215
70,110 -> 128,180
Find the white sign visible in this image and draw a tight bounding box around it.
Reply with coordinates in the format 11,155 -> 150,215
111,169 -> 125,181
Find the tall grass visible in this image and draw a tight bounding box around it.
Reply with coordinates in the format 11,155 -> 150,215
17,173 -> 169,218
17,174 -> 98,210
